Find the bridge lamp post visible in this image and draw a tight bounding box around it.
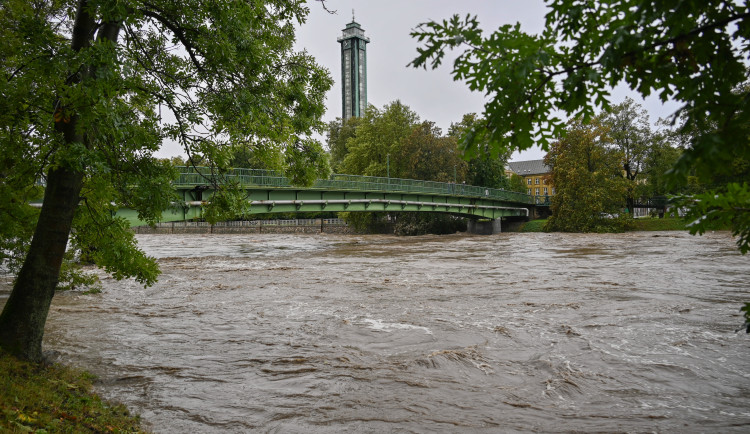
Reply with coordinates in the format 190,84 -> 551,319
387,153 -> 390,179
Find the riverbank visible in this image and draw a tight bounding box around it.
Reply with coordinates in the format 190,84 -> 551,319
520,217 -> 688,232
135,217 -> 690,235
133,218 -> 353,235
0,350 -> 146,433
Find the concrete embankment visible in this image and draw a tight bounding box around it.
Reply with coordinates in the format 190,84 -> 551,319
133,218 -> 354,235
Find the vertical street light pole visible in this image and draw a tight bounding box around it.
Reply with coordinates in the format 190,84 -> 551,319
387,153 -> 390,179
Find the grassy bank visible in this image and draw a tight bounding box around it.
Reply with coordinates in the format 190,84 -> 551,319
1,350 -> 146,433
518,219 -> 548,232
518,217 -> 688,233
629,217 -> 687,231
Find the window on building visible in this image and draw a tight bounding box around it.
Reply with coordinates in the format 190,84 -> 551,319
527,178 -> 532,185
552,188 -> 556,195
543,178 -> 547,184
544,187 -> 548,195
527,188 -> 531,195
535,188 -> 540,195
535,178 -> 540,185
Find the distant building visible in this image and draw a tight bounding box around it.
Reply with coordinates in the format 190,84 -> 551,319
506,159 -> 553,198
338,19 -> 370,120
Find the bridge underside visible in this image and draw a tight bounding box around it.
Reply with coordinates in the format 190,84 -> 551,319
118,187 -> 529,227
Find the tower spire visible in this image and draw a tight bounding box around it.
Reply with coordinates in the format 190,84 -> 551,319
338,18 -> 370,120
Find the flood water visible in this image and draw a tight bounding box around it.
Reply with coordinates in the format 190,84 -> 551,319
6,231 -> 750,432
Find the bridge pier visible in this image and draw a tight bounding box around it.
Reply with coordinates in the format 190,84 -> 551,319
467,218 -> 503,235
467,216 -> 530,235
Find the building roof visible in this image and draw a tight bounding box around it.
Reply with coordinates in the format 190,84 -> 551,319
507,159 -> 550,176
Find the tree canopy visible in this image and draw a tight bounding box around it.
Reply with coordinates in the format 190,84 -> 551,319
545,117 -> 629,232
411,1 -> 750,177
332,101 -> 470,182
600,98 -> 656,211
0,0 -> 332,360
327,101 -> 477,235
448,113 -> 511,189
410,1 -> 750,239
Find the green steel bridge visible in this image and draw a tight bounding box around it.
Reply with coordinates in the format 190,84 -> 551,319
117,167 -> 551,229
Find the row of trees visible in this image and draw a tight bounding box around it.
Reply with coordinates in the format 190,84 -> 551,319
324,101 -> 521,235
545,99 -> 681,232
545,97 -> 749,233
326,102 -> 518,189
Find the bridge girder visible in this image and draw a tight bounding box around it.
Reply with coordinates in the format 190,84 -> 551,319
117,186 -> 530,227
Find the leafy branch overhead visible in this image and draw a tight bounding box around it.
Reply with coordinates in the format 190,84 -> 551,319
0,0 -> 332,361
410,1 -> 750,183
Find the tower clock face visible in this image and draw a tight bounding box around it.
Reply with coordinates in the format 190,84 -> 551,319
343,40 -> 351,49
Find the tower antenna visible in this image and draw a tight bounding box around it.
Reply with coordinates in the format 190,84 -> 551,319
352,9 -> 355,22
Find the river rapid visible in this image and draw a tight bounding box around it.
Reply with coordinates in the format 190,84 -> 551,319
6,231 -> 750,432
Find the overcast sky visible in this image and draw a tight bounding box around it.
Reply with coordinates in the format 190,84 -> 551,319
293,0 -> 682,162
156,0 -> 681,161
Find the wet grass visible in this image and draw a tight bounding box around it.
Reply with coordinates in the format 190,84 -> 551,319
0,349 -> 146,433
519,219 -> 548,232
630,217 -> 687,231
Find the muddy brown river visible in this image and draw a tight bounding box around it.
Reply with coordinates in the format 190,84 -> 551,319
3,231 -> 749,432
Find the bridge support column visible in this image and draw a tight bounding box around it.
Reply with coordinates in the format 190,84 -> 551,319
467,218 -> 502,235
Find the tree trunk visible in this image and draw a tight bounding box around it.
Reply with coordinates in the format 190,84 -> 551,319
0,168 -> 84,361
0,0 -> 98,361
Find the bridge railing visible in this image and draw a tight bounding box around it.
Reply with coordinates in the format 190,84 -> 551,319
174,166 -> 535,204
176,167 -> 291,188
319,174 -> 532,203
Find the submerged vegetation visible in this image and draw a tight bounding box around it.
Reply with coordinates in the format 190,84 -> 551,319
0,350 -> 146,433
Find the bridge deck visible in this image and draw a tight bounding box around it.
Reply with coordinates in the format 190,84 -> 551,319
174,167 -> 550,206
118,167 -> 551,226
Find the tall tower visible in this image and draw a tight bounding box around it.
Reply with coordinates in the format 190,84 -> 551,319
338,18 -> 370,120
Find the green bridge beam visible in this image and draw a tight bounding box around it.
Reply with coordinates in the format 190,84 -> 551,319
114,167 -> 551,226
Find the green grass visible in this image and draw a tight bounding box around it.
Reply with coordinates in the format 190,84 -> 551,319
519,219 -> 548,232
629,217 -> 687,231
1,350 -> 146,433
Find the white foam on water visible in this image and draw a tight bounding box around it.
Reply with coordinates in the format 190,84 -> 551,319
360,318 -> 433,335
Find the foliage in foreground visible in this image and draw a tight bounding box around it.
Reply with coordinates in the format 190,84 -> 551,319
0,0 -> 332,361
0,350 -> 146,433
